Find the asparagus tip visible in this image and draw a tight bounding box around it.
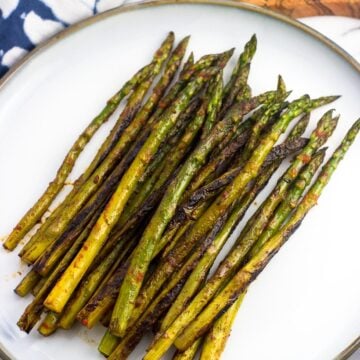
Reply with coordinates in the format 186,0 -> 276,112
310,95 -> 341,109
222,47 -> 236,60
180,35 -> 191,46
316,146 -> 328,157
349,117 -> 360,134
332,114 -> 341,122
277,74 -> 285,87
228,47 -> 236,54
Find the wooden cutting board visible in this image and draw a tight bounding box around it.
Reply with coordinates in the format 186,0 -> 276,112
239,0 -> 360,18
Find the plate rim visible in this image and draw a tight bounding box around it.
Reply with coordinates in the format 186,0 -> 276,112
0,0 -> 359,92
0,1 -> 359,359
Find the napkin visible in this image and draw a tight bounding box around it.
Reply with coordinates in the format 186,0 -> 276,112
0,0 -> 130,77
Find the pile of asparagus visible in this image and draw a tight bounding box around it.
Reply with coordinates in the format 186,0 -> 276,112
4,32 -> 359,359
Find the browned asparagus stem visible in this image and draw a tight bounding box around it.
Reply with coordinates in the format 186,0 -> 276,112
38,311 -> 60,336
113,96 -> 202,231
129,96 -> 310,341
158,115 -> 308,264
32,129 -> 148,276
86,98 -> 203,268
58,229 -> 138,329
31,276 -> 47,297
76,258 -> 130,329
220,35 -> 257,116
171,136 -> 308,230
109,162 -> 282,358
108,214 -> 230,359
16,207 -> 102,333
170,119 -> 360,353
143,112 -> 339,358
14,269 -> 41,297
19,32 -> 175,262
3,57 -> 155,252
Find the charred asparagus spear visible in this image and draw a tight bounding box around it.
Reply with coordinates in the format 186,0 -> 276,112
160,114 -> 310,331
173,340 -> 202,360
110,91 -> 277,337
130,96 -> 310,338
3,60 -> 155,252
19,33 -> 179,263
199,148 -> 327,360
43,67 -> 218,314
141,111 -> 336,355
199,292 -> 246,360
17,208 -> 102,333
171,118 -> 360,352
221,35 -> 257,115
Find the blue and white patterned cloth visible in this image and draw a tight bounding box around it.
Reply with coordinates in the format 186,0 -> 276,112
0,0 -> 129,77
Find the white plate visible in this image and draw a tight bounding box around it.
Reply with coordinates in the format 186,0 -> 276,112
0,1 -> 359,359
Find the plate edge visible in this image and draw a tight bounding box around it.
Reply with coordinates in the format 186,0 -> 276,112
0,1 -> 359,359
0,0 -> 359,91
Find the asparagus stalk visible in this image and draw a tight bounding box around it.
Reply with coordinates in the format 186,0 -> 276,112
108,214 -> 229,360
172,119 -> 360,351
249,147 -> 327,257
198,146 -> 325,360
17,35 -> 174,257
162,114 -> 309,265
184,119 -> 253,195
38,311 -> 60,336
197,148 -> 326,359
14,269 -> 41,297
19,32 -> 175,262
199,292 -> 246,360
221,35 -> 257,115
201,71 -> 223,138
187,77 -> 289,196
132,96 -> 310,336
109,91 -> 277,337
77,258 -> 130,329
243,76 -> 287,156
3,60 -> 155,252
99,330 -> 119,357
152,49 -> 233,122
58,230 -> 138,330
181,136 -> 308,214
100,309 -> 112,328
139,110 -> 335,350
173,340 -> 202,360
108,100 -> 310,354
17,208 -> 101,333
182,52 -> 194,73
116,76 -> 227,253
114,113 -> 309,332
31,276 -> 47,297
32,128 -> 148,275
116,96 -> 202,228
92,98 -> 200,262
160,162 -> 280,331
188,97 -> 291,196
108,52 -> 234,240
38,94 -> 195,276
44,67 -> 217,314
159,199 -> 212,261
211,87 -> 252,159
